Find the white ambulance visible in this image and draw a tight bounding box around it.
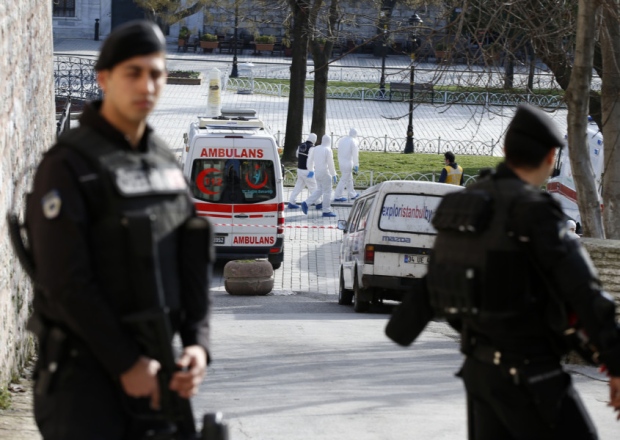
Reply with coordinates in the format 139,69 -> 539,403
547,120 -> 604,230
337,180 -> 463,312
181,110 -> 285,269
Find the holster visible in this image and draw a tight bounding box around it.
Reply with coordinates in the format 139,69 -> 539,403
28,314 -> 69,396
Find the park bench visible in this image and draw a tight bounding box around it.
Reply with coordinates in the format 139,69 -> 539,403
178,35 -> 200,53
389,82 -> 434,103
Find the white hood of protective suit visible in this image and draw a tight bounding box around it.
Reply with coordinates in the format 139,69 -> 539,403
349,128 -> 358,138
320,134 -> 332,148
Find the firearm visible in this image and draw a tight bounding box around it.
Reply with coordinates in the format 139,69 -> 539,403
113,212 -> 227,440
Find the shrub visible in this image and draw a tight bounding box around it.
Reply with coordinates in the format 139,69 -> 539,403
255,35 -> 275,44
178,26 -> 190,40
201,33 -> 218,42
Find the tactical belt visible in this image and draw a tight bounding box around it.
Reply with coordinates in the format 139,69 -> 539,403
470,343 -> 559,367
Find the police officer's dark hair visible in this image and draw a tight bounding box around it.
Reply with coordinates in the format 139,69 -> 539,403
504,104 -> 564,168
444,151 -> 455,163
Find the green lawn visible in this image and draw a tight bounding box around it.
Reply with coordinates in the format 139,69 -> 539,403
284,151 -> 503,176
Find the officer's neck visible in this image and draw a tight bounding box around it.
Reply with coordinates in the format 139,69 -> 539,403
99,102 -> 146,149
510,165 -> 550,187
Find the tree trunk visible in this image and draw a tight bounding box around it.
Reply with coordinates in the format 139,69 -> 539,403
565,0 -> 604,238
309,0 -> 338,141
282,1 -> 314,165
504,52 -> 514,89
309,48 -> 331,141
526,41 -> 535,92
600,1 -> 620,238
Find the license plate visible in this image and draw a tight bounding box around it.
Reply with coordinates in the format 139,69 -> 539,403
213,236 -> 225,244
403,254 -> 430,265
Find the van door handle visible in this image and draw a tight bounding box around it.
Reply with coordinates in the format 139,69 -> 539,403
234,215 -> 249,218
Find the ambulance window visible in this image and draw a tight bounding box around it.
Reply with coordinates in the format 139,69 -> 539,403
190,159 -> 277,203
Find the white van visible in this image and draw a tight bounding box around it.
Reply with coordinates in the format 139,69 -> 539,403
547,120 -> 604,230
337,180 -> 463,312
182,110 -> 285,269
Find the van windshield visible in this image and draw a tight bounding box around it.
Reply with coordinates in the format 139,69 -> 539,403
189,158 -> 277,203
379,193 -> 443,235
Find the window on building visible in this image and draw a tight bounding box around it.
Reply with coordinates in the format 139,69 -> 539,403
53,0 -> 76,18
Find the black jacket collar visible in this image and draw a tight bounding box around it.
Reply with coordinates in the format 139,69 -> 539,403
79,101 -> 153,152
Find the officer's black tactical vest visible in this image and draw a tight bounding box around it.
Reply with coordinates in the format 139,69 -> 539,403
55,126 -> 193,315
297,141 -> 312,170
427,174 -> 542,322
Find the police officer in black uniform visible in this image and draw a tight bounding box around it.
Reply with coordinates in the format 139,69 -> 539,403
25,21 -> 212,439
426,104 -> 620,439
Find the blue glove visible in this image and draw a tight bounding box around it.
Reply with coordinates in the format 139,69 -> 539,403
353,166 -> 359,174
307,171 -> 315,178
333,175 -> 338,184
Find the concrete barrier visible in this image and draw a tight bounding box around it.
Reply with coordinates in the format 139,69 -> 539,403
224,259 -> 274,295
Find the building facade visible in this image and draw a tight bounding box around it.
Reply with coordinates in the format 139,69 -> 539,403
52,1 -> 443,44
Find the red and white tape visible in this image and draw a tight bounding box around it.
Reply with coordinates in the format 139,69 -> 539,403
212,223 -> 338,230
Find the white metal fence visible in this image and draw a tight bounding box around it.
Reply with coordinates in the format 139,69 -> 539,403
226,78 -> 565,109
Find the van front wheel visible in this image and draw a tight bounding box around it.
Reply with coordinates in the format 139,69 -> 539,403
338,268 -> 353,305
353,275 -> 370,313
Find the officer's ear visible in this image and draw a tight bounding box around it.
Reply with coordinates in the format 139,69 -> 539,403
97,70 -> 109,93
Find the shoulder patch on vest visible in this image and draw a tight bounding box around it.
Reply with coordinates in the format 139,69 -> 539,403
41,190 -> 62,219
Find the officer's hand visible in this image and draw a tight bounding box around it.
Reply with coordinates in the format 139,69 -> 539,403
120,356 -> 161,408
307,171 -> 314,178
353,166 -> 359,174
332,175 -> 338,184
609,376 -> 620,419
170,345 -> 207,399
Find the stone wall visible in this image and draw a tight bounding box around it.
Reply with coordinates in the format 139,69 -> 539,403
582,238 -> 620,312
0,2 -> 55,387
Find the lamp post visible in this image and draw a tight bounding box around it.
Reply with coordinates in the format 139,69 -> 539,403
378,9 -> 389,98
230,2 -> 239,78
404,13 -> 423,154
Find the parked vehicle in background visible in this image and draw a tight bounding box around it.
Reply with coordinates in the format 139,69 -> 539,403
547,119 -> 604,231
182,109 -> 285,269
337,180 -> 463,312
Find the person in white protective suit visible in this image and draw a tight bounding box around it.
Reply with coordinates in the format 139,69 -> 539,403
334,128 -> 360,202
301,134 -> 339,217
566,219 -> 580,240
288,133 -> 319,209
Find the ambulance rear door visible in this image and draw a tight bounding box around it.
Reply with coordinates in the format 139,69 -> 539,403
229,137 -> 282,249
